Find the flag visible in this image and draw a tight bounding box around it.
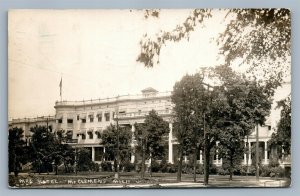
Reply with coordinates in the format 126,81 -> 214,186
59,77 -> 62,96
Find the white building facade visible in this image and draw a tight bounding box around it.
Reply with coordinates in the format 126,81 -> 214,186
9,84 -> 291,166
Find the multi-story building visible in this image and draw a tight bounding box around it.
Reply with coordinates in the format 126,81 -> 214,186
54,87 -> 173,163
9,85 -> 291,166
8,116 -> 56,146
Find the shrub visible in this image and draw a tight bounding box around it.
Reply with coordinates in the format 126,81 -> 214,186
167,163 -> 177,173
260,165 -> 271,177
121,162 -> 135,172
157,160 -> 178,173
238,165 -> 248,176
159,159 -> 169,172
196,164 -> 204,175
182,163 -> 192,174
217,167 -> 229,176
90,162 -> 100,172
269,157 -> 280,167
270,166 -> 285,178
209,164 -> 218,175
101,161 -> 112,172
150,161 -> 161,173
31,160 -> 53,173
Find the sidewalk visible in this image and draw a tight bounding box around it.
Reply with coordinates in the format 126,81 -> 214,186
10,173 -> 290,188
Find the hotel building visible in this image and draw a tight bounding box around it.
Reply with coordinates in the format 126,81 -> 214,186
9,85 -> 291,167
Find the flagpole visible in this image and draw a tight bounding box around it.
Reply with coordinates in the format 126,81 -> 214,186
59,76 -> 62,102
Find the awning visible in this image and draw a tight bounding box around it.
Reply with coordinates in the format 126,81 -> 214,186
66,130 -> 73,135
87,127 -> 94,133
78,130 -> 86,134
95,127 -> 102,133
80,113 -> 87,119
55,114 -> 63,120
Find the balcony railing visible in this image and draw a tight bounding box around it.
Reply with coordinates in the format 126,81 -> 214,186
116,109 -> 172,119
55,91 -> 172,106
65,139 -> 78,144
10,116 -> 55,123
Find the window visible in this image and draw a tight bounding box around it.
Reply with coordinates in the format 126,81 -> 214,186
77,115 -> 80,121
90,116 -> 94,123
95,147 -> 104,161
105,112 -> 110,121
166,107 -> 169,113
67,119 -> 73,123
97,113 -> 102,122
66,130 -> 73,140
98,114 -> 102,122
82,134 -> 86,140
268,126 -> 271,130
88,132 -> 93,139
58,119 -> 63,123
82,119 -> 86,123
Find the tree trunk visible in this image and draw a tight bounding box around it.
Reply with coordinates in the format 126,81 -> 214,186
229,157 -> 233,181
177,146 -> 183,182
13,152 -> 19,177
193,149 -> 197,182
203,141 -> 210,185
150,155 -> 152,177
141,140 -> 145,179
55,164 -> 58,175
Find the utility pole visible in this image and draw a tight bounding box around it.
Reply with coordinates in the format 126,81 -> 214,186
246,135 -> 249,177
46,117 -> 49,132
115,96 -> 120,179
203,112 -> 209,185
202,82 -> 211,186
256,123 -> 259,181
74,147 -> 78,175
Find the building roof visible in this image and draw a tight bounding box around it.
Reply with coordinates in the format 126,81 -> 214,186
141,87 -> 158,93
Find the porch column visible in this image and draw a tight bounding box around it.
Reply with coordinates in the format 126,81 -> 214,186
103,147 -> 106,161
92,147 -> 95,162
248,142 -> 252,164
131,124 -> 135,163
216,141 -> 219,165
282,146 -> 285,163
264,141 -> 268,164
200,150 -> 203,164
244,141 -> 247,164
168,122 -> 173,163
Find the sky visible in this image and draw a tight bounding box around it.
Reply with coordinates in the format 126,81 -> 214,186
8,9 -> 230,119
8,9 -> 291,120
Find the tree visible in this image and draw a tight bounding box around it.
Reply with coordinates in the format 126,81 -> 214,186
8,127 -> 27,176
76,148 -> 93,172
269,96 -> 291,156
218,9 -> 291,82
30,126 -> 75,174
171,73 -> 209,182
54,130 -> 75,174
30,125 -> 57,174
137,9 -> 290,84
101,124 -> 132,173
210,65 -> 275,180
134,110 -> 169,178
